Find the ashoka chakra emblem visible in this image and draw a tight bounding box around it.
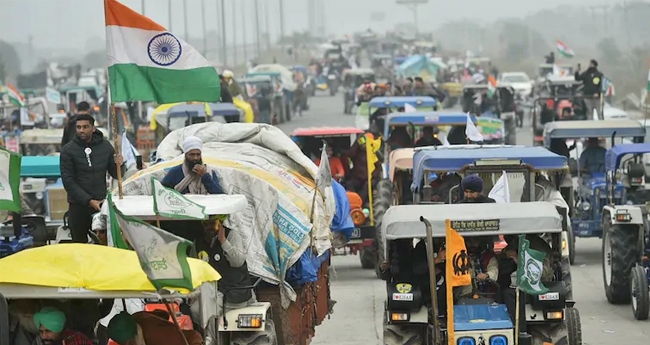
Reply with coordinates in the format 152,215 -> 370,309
147,33 -> 182,66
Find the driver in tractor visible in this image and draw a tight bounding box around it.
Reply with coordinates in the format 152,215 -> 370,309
497,235 -> 555,326
455,175 -> 496,204
388,127 -> 412,150
316,144 -> 346,183
579,137 -> 607,175
415,127 -> 442,147
453,236 -> 499,302
345,134 -> 382,204
195,214 -> 257,316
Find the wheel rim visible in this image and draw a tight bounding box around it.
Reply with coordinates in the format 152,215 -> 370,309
604,231 -> 612,285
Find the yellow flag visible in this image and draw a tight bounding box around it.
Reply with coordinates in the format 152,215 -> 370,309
365,134 -> 381,176
445,219 -> 472,345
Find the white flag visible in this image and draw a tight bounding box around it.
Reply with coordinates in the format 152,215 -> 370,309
465,113 -> 484,142
489,171 -> 510,203
151,177 -> 207,220
316,143 -> 332,196
404,103 -> 417,113
441,133 -> 451,147
109,194 -> 194,291
121,132 -> 139,168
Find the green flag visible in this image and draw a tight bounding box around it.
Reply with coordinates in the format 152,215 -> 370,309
516,234 -> 549,295
151,177 -> 207,220
108,193 -> 194,291
0,147 -> 22,212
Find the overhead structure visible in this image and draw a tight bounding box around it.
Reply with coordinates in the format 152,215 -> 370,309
395,0 -> 429,35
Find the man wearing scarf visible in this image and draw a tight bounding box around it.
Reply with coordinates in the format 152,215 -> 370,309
161,136 -> 224,195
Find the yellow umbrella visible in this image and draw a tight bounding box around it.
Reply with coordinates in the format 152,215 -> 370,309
0,244 -> 220,293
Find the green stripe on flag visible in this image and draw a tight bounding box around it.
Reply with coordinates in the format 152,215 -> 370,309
109,64 -> 221,104
0,147 -> 22,212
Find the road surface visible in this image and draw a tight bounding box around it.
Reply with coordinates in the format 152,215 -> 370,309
278,93 -> 650,345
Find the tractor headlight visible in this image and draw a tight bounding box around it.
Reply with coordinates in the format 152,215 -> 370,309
237,314 -> 263,328
581,201 -> 591,211
490,335 -> 508,345
457,338 -> 476,345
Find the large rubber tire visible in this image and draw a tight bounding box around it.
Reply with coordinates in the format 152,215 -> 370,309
230,319 -> 278,345
566,307 -> 582,345
528,322 -> 569,345
374,179 -> 392,278
568,228 -> 576,265
602,222 -> 639,304
631,265 -> 649,320
360,247 -> 376,269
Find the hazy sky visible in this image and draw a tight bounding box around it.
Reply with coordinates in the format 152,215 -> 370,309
0,0 -> 638,50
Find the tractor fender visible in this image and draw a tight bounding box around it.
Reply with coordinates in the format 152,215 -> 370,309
602,205 -> 645,226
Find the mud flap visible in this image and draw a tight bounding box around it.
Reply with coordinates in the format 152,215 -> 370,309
528,322 -> 569,345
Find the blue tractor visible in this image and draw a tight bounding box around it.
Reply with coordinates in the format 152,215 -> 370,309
382,202 -> 582,345
599,143 -> 650,320
356,96 -> 438,133
543,120 -> 646,244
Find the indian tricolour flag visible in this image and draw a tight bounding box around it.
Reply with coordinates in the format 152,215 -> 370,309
557,39 -> 574,58
487,75 -> 497,97
6,84 -> 25,107
104,0 -> 220,104
646,60 -> 650,91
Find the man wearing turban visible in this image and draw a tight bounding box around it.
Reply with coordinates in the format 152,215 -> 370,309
33,307 -> 93,345
456,174 -> 496,204
161,136 -> 224,195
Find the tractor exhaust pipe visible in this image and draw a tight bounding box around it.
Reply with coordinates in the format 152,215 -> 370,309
419,216 -> 442,345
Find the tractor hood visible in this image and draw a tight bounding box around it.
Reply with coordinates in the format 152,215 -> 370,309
454,304 -> 513,331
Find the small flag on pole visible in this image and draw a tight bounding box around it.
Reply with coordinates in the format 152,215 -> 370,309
517,234 -> 549,295
489,171 -> 510,203
487,75 -> 497,97
557,39 -> 575,58
465,113 -> 484,143
315,143 -> 332,196
104,0 -> 220,104
6,84 -> 25,108
445,219 -> 472,345
121,131 -> 139,168
0,147 -> 22,212
108,193 -> 194,290
404,103 -> 417,113
151,177 -> 207,220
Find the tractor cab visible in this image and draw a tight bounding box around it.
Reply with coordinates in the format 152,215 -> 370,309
532,78 -> 586,143
291,127 -> 380,270
462,85 -> 517,144
411,145 -> 573,260
356,96 -> 437,133
209,103 -> 242,124
381,202 -> 581,345
342,68 -> 376,114
543,120 -> 646,240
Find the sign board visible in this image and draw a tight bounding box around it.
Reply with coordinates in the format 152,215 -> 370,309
451,219 -> 500,232
4,134 -> 20,153
46,87 -> 62,104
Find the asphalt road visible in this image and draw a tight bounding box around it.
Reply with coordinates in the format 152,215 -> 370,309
278,93 -> 650,345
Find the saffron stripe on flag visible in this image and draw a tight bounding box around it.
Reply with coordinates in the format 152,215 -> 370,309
104,0 -> 166,30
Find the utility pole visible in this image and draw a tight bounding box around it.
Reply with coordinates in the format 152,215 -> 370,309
307,0 -> 315,37
242,0 -> 248,64
263,1 -> 271,51
232,1 -> 238,66
141,0 -> 145,15
201,0 -> 207,56
168,0 -> 173,31
183,0 -> 189,42
255,0 -> 261,58
395,0 -> 429,37
279,0 -> 285,42
221,0 -> 228,66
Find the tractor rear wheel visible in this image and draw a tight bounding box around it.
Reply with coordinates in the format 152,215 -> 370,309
374,179 -> 392,278
359,247 -> 376,269
566,307 -> 583,345
602,223 -> 639,304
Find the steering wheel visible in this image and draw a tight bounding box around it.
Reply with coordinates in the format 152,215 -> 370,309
471,278 -> 502,301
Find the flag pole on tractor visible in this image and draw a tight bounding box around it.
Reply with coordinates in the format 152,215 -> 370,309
111,105 -> 124,199
645,59 -> 650,129
419,216 -> 442,345
445,219 -> 472,345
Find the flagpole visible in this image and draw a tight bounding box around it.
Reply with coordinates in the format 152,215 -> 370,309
160,296 -> 190,345
111,104 -> 124,199
420,216 -> 441,344
514,287 -> 521,345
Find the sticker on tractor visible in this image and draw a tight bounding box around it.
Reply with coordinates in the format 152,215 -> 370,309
451,219 -> 500,232
539,292 -> 560,301
395,283 -> 412,293
392,293 -> 413,301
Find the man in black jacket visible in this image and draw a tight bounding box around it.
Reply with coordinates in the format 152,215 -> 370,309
61,102 -> 91,147
456,174 -> 496,203
60,114 -> 124,243
219,75 -> 234,103
575,59 -> 604,120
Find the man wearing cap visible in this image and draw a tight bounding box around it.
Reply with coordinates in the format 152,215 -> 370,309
575,59 -> 604,120
456,175 -> 496,203
223,70 -> 243,100
161,136 -> 224,195
195,214 -> 256,315
107,311 -> 202,345
33,306 -> 93,345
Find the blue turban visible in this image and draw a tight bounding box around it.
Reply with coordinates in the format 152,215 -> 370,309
461,174 -> 483,192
